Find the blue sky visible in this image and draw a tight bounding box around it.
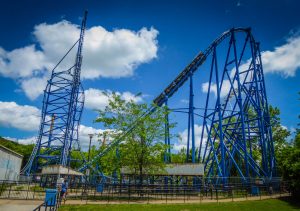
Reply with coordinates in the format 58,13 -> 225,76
0,0 -> 299,150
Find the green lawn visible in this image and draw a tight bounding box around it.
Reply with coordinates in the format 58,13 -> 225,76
60,198 -> 300,211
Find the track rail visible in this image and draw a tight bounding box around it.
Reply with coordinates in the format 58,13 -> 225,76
78,27 -> 252,172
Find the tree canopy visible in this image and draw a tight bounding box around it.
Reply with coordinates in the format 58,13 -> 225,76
95,92 -> 175,183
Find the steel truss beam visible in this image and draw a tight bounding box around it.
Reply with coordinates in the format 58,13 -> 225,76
21,11 -> 88,175
199,29 -> 275,183
78,28 -> 275,185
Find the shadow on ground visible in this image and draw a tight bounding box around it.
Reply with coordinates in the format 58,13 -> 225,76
278,196 -> 300,209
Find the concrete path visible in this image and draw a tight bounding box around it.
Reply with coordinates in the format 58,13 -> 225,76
0,200 -> 42,211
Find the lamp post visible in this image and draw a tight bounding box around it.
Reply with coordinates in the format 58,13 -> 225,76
86,134 -> 94,177
84,134 -> 94,191
88,134 -> 94,163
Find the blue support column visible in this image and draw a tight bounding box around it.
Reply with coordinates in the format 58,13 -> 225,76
187,106 -> 191,162
256,42 -> 276,177
249,34 -> 268,177
213,46 -> 226,179
232,31 -> 249,178
164,99 -> 171,163
187,74 -> 195,163
190,75 -> 196,163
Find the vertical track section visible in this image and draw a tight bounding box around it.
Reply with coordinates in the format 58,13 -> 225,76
21,11 -> 88,175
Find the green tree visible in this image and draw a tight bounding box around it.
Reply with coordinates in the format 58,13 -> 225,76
95,92 -> 174,184
276,93 -> 300,198
171,148 -> 186,163
278,130 -> 300,198
269,106 -> 291,158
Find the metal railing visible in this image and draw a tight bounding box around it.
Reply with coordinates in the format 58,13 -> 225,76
0,179 -> 290,203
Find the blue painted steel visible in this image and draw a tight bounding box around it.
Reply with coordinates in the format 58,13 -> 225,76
78,28 -> 276,185
187,75 -> 195,163
96,184 -> 104,192
45,189 -> 57,206
164,99 -> 171,163
21,11 -> 88,175
199,29 -> 275,183
251,186 -> 260,195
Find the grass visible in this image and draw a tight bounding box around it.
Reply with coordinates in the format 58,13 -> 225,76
60,197 -> 300,211
0,184 -> 8,195
15,186 -> 24,191
29,185 -> 44,192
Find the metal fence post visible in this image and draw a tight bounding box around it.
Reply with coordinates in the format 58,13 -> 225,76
147,188 -> 150,204
8,182 -> 12,199
26,181 -> 29,200
0,181 -> 4,197
259,187 -> 261,200
128,184 -> 130,204
165,188 -> 167,204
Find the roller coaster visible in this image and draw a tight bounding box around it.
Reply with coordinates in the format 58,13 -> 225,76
21,11 -> 87,175
21,11 -> 276,185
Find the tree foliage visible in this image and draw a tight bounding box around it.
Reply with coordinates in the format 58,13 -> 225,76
277,131 -> 300,198
274,93 -> 300,198
95,92 -> 175,183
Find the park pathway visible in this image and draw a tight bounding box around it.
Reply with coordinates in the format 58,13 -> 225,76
0,199 -> 41,211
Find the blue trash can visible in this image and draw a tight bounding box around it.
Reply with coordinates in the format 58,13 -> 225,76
45,189 -> 57,206
96,184 -> 104,193
251,186 -> 260,195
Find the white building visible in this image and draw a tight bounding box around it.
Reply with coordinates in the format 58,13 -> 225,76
0,145 -> 23,180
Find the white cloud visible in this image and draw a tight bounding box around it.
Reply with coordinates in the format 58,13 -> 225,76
3,124 -> 107,150
84,88 -> 143,110
121,91 -> 143,102
0,20 -> 159,100
0,101 -> 40,131
20,77 -> 48,100
0,100 -> 113,150
230,34 -> 300,77
201,80 -> 232,98
201,34 -> 300,97
180,99 -> 189,104
281,125 -> 288,130
0,45 -> 49,79
78,125 -> 106,150
174,124 -> 207,154
82,26 -> 159,79
262,35 -> 300,77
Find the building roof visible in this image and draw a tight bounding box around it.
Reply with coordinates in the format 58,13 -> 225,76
121,163 -> 204,176
41,165 -> 83,176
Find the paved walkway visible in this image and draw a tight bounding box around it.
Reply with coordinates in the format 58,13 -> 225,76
0,200 -> 41,211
